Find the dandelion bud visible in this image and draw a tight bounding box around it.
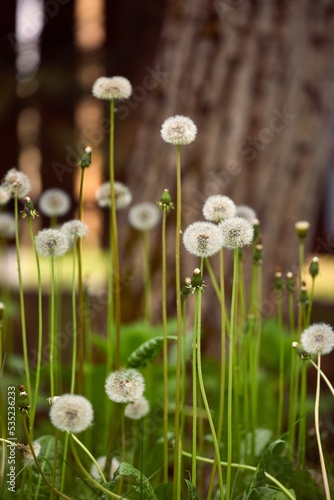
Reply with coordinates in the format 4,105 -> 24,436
92,76 -> 132,100
292,341 -> 310,360
274,270 -> 283,291
17,385 -> 31,416
181,277 -> 192,300
252,218 -> 261,242
191,268 -> 203,289
309,256 -> 319,278
78,146 -> 92,168
253,243 -> 263,265
295,221 -> 310,239
49,394 -> 94,433
46,395 -> 60,406
301,323 -> 334,355
286,272 -> 295,293
203,195 -> 236,223
161,115 -> 197,145
21,196 -> 39,219
299,283 -> 309,305
158,189 -> 174,213
124,396 -> 150,420
105,369 -> 145,403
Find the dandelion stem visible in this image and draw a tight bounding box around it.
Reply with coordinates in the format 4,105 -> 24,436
50,255 -> 56,396
70,240 -> 78,395
142,230 -> 152,325
77,166 -> 86,393
191,286 -> 198,487
309,358 -> 334,397
161,209 -> 169,483
276,286 -> 284,437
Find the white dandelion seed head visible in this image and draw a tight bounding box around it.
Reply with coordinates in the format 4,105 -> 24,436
124,396 -> 150,420
49,394 -> 94,433
183,221 -> 223,258
220,217 -> 254,249
301,323 -> 334,355
161,115 -> 197,145
35,229 -> 69,257
129,202 -> 161,231
203,195 -> 236,223
39,189 -> 71,218
2,168 -> 31,199
90,456 -> 120,480
0,186 -> 10,205
22,441 -> 41,466
105,369 -> 145,403
92,76 -> 132,100
235,205 -> 257,224
96,181 -> 132,210
0,213 -> 15,239
61,220 -> 88,240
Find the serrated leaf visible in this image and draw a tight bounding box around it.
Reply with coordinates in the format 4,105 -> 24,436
127,336 -> 177,368
185,479 -> 200,500
155,482 -> 173,499
114,462 -> 158,499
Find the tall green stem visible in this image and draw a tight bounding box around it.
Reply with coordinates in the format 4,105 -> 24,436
161,210 -> 169,483
50,256 -> 56,395
77,167 -> 86,393
142,230 -> 151,325
70,241 -> 78,394
191,288 -> 198,487
276,287 -> 284,437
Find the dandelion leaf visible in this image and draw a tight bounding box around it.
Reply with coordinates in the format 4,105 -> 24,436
114,462 -> 158,499
127,336 -> 177,368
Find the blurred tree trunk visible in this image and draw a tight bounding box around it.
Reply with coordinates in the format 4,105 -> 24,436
122,0 -> 334,321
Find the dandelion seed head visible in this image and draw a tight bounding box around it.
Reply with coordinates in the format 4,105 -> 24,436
0,213 -> 15,239
301,323 -> 334,355
92,76 -> 132,100
49,394 -> 94,433
62,220 -> 88,240
203,195 -> 236,223
183,221 -> 223,257
2,168 -> 31,198
39,189 -> 71,218
96,181 -> 132,210
220,217 -> 254,249
0,186 -> 10,205
235,205 -> 257,224
90,456 -> 120,480
124,396 -> 150,420
161,115 -> 197,145
21,441 -> 41,465
105,369 -> 145,403
129,202 -> 161,231
35,229 -> 69,257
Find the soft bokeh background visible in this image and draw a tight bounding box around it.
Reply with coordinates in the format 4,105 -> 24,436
1,0 -> 334,331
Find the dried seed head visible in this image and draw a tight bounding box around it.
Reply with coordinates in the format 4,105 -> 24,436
129,202 -> 161,231
96,181 -> 132,209
220,217 -> 254,249
124,396 -> 150,420
39,189 -> 71,218
2,168 -> 31,199
203,195 -> 236,223
61,220 -> 88,240
92,76 -> 132,100
301,323 -> 334,355
235,205 -> 257,224
105,369 -> 145,403
35,229 -> 69,257
0,186 -> 10,205
49,394 -> 94,433
161,115 -> 197,145
183,221 -> 223,257
20,441 -> 42,466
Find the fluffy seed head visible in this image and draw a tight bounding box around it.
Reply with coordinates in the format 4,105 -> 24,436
0,186 -> 10,205
105,369 -> 145,403
90,456 -> 120,480
61,220 -> 88,240
21,441 -> 41,465
2,168 -> 31,198
39,189 -> 71,218
235,205 -> 257,224
161,115 -> 197,145
129,202 -> 161,231
220,217 -> 254,249
0,213 -> 15,239
301,323 -> 334,355
183,221 -> 223,257
92,76 -> 132,100
49,394 -> 94,433
203,195 -> 236,223
96,181 -> 132,209
35,229 -> 69,257
124,396 -> 150,420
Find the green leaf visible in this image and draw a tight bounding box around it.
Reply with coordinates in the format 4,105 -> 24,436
114,462 -> 158,499
127,336 -> 177,368
185,479 -> 200,500
155,482 -> 173,499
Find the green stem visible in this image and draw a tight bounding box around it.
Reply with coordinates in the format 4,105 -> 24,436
314,353 -> 331,500
309,358 -> 334,397
70,241 -> 78,394
306,276 -> 315,327
69,432 -> 107,482
191,287 -> 198,487
161,210 -> 169,483
276,288 -> 284,437
297,362 -> 307,468
50,256 -> 56,396
14,197 -> 31,402
205,257 -> 230,333
226,249 -> 239,500
60,432 -> 69,493
142,230 -> 151,326
77,167 -> 86,393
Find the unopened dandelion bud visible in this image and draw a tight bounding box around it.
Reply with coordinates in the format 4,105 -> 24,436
21,196 -> 39,219
46,395 -> 60,406
292,341 -> 310,360
253,243 -> 263,265
191,268 -> 203,289
309,256 -> 319,278
78,146 -> 92,168
295,221 -> 310,239
299,283 -> 309,305
286,272 -> 295,293
158,189 -> 174,213
181,277 -> 192,300
17,385 -> 31,416
252,218 -> 261,242
274,270 -> 283,291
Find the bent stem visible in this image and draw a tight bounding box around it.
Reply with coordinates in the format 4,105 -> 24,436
314,352 -> 331,500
